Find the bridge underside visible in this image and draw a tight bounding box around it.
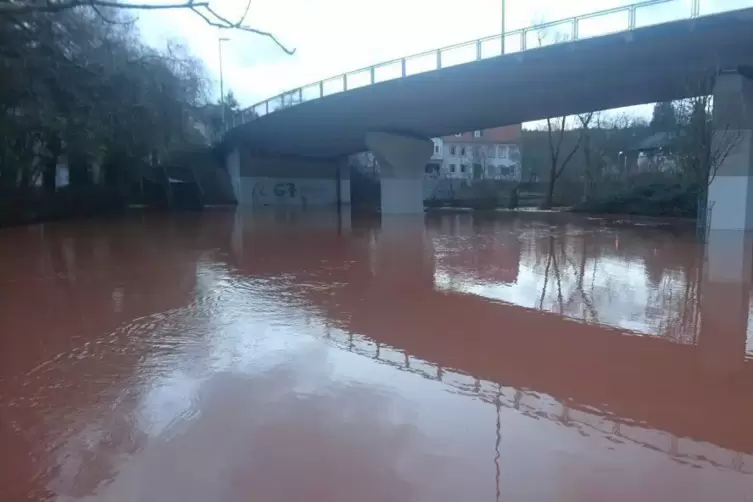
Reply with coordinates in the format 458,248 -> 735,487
227,132 -> 434,213
226,9 -> 753,223
225,8 -> 753,158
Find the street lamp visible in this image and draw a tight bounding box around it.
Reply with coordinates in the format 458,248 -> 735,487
218,36 -> 230,130
501,0 -> 506,54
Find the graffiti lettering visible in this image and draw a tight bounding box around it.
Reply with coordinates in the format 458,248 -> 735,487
273,182 -> 297,198
249,179 -> 332,205
251,183 -> 268,197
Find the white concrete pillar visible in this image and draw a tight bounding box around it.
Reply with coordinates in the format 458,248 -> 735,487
708,72 -> 753,230
365,132 -> 433,214
699,230 -> 752,374
226,147 -> 241,204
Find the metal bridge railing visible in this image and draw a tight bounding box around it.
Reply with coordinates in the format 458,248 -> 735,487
228,0 -> 738,131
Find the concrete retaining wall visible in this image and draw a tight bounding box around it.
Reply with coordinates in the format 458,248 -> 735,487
229,147 -> 349,207
240,177 -> 339,206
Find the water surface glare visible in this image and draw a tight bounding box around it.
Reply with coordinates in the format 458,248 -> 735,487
1,210 -> 753,501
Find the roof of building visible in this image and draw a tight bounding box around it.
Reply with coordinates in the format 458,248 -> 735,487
443,125 -> 522,144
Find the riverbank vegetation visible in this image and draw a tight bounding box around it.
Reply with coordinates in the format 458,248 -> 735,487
417,89 -> 738,221
0,0 -> 290,226
530,74 -> 740,221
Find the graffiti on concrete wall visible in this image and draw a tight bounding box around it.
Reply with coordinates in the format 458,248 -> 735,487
252,182 -> 298,199
246,178 -> 335,206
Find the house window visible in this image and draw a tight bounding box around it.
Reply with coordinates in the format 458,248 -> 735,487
488,145 -> 496,158
449,164 -> 456,173
434,144 -> 440,154
454,133 -> 462,137
509,145 -> 521,162
499,145 -> 508,158
460,164 -> 467,173
460,147 -> 466,156
473,130 -> 482,138
450,146 -> 456,155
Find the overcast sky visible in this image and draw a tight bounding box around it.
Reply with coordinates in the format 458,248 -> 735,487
137,0 -> 747,112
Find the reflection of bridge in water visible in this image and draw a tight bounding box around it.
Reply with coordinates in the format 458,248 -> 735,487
323,326 -> 753,474
231,211 -> 753,465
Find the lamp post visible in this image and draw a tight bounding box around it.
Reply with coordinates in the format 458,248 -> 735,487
218,36 -> 230,130
501,0 -> 506,54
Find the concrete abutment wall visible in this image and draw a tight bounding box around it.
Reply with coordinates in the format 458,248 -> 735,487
226,147 -> 350,207
227,132 -> 431,214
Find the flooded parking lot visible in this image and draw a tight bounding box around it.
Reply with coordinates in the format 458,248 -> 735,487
1,210 -> 752,501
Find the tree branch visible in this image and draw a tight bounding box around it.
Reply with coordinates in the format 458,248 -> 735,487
0,0 -> 209,15
236,0 -> 252,26
0,0 -> 296,55
200,5 -> 295,55
555,113 -> 592,180
90,4 -> 132,25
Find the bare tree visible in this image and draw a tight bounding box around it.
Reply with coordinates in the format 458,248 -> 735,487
541,112 -> 593,208
675,82 -> 740,189
671,74 -> 742,228
577,111 -> 614,203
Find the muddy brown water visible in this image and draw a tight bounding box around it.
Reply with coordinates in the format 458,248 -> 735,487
1,210 -> 752,501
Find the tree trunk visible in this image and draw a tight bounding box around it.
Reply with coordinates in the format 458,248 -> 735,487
68,151 -> 90,187
542,165 -> 556,209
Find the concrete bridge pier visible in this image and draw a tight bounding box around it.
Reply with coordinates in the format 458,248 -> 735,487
225,147 -> 350,208
707,72 -> 753,230
365,132 -> 433,215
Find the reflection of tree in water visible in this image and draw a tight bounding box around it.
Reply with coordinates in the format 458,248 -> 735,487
530,224 -> 702,343
648,253 -> 702,345
538,235 -> 564,315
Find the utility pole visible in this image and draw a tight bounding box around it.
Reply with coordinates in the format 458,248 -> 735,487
218,37 -> 230,131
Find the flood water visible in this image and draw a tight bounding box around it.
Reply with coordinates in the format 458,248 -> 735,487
2,209 -> 753,501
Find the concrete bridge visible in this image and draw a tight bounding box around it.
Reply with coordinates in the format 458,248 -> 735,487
223,2 -> 753,229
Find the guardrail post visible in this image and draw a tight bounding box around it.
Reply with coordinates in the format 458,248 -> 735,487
401,58 -> 406,77
476,40 -> 482,60
501,34 -> 505,55
521,29 -> 527,51
370,66 -> 375,84
343,74 -> 348,90
436,50 -> 441,69
265,100 -> 269,115
298,88 -> 303,104
628,6 -> 636,29
572,19 -> 579,40
319,81 -> 324,98
691,0 -> 700,17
